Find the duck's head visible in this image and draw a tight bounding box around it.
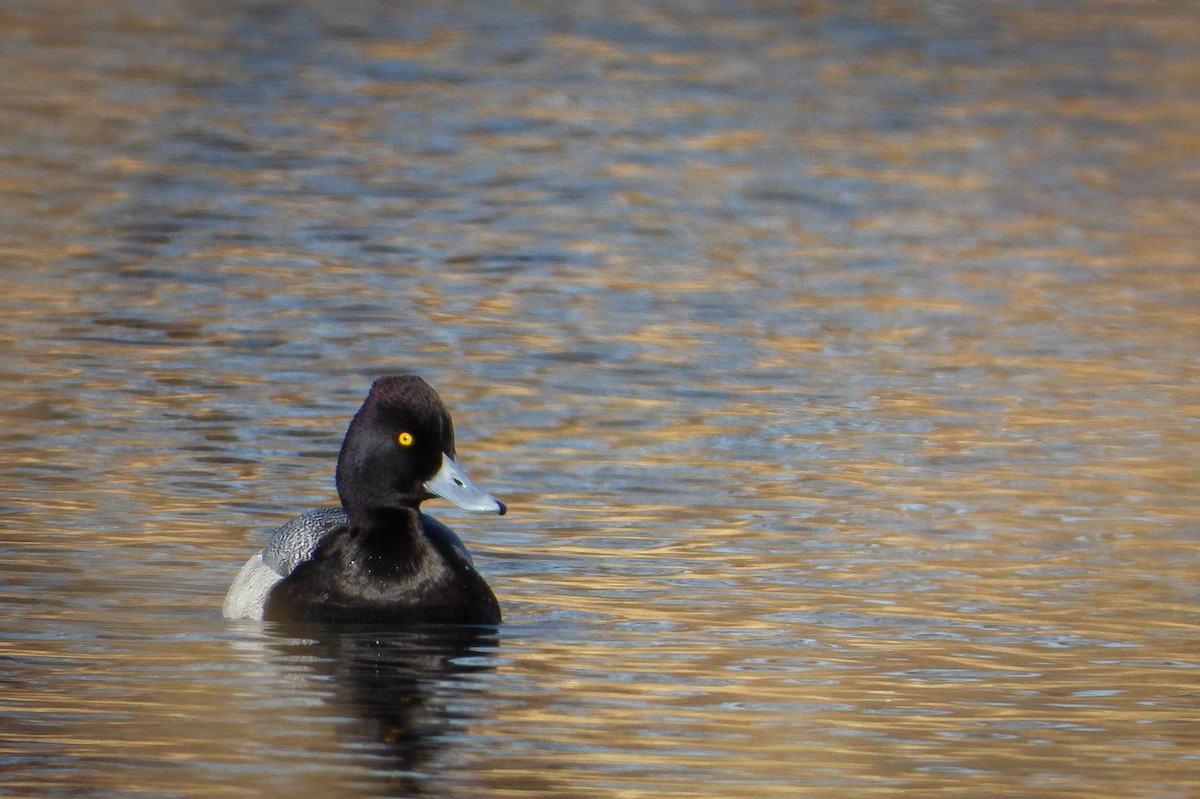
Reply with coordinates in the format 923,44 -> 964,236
334,375 -> 506,518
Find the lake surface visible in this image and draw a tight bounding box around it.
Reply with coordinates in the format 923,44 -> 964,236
2,1 -> 1198,796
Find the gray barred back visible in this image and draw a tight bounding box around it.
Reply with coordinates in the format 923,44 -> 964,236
261,507 -> 348,577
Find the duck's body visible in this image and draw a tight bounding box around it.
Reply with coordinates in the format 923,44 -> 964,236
222,376 -> 506,625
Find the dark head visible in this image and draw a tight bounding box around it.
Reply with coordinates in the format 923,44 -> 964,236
335,375 -> 506,518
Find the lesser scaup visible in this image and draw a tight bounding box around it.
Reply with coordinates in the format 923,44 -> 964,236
222,375 -> 506,624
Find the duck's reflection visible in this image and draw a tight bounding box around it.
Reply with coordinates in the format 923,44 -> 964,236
262,623 -> 500,789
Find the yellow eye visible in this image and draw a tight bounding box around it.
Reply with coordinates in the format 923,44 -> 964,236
397,432 -> 414,447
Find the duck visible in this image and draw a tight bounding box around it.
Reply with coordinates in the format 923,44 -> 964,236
222,374 -> 507,624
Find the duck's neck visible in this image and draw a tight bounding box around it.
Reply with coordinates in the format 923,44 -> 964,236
347,505 -> 423,535
343,506 -> 430,576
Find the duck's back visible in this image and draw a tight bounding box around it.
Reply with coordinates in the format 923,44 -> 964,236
262,506 -> 348,575
261,513 -> 500,625
222,507 -> 346,620
223,507 -> 499,625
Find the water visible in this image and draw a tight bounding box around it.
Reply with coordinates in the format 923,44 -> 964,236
2,1 -> 1198,796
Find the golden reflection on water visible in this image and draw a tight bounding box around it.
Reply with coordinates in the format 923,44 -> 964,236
2,0 -> 1199,797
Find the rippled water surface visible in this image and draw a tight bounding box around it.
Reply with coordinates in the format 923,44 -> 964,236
2,1 -> 1198,796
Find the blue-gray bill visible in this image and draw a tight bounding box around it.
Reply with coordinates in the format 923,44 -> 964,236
424,452 -> 507,515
